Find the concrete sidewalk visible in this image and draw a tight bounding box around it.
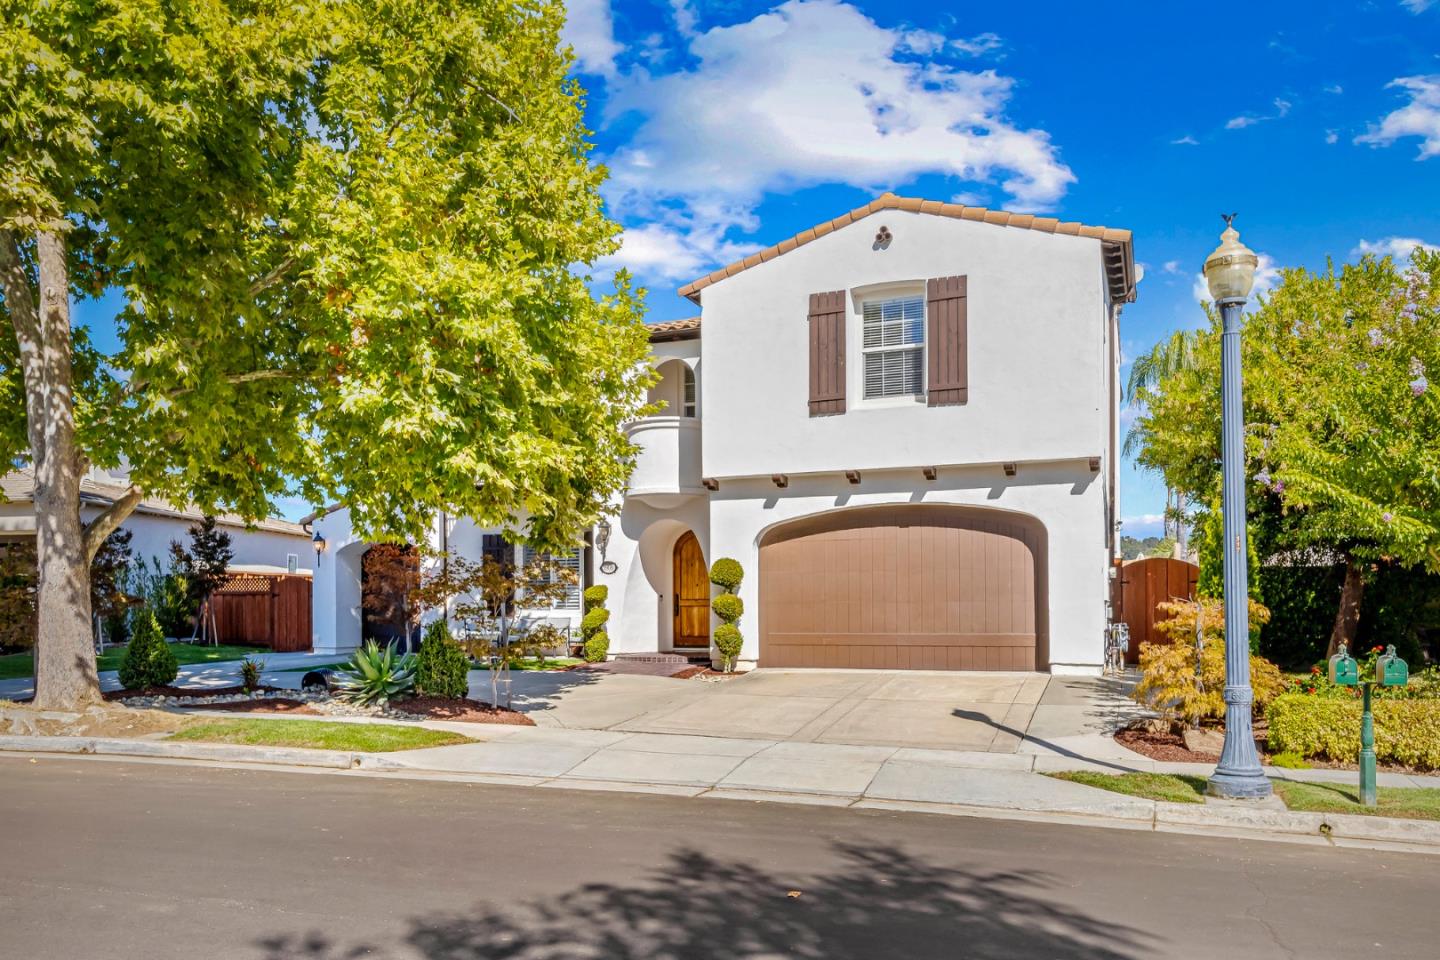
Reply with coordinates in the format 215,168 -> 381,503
0,649 -> 342,701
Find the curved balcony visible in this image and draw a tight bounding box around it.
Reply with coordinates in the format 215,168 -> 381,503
625,416 -> 704,508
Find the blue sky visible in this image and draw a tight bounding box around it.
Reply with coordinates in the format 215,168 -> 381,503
564,0 -> 1440,537
72,0 -> 1440,526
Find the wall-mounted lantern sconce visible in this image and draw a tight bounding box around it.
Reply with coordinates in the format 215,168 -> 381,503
1088,457 -> 1101,473
772,474 -> 789,489
845,471 -> 862,485
922,466 -> 938,481
702,477 -> 719,491
595,516 -> 612,562
1003,462 -> 1017,477
311,529 -> 327,556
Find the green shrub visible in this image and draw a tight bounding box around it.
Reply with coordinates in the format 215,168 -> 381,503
714,623 -> 743,670
711,593 -> 744,624
582,585 -> 608,611
1267,693 -> 1440,770
581,607 -> 610,637
117,610 -> 179,690
239,656 -> 266,693
1268,750 -> 1310,769
709,558 -> 744,592
583,630 -> 610,663
415,620 -> 471,699
337,640 -> 416,706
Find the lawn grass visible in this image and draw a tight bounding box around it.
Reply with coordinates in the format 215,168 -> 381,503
0,642 -> 269,680
475,657 -> 584,671
1046,771 -> 1209,804
1272,780 -> 1440,821
168,718 -> 473,752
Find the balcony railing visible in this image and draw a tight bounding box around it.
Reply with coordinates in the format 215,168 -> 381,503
625,416 -> 703,506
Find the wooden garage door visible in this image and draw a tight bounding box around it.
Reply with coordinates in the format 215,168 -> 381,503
760,506 -> 1042,671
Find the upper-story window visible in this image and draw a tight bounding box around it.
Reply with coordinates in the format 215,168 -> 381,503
682,365 -> 697,417
862,295 -> 925,400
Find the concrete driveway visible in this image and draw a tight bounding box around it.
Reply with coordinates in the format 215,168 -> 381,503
478,668 -> 1144,754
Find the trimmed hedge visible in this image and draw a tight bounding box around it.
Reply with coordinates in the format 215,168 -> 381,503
582,585 -> 608,611
714,623 -> 743,664
711,593 -> 743,624
584,631 -> 610,663
708,558 -> 744,592
581,607 -> 610,636
118,609 -> 179,690
415,620 -> 470,699
1267,693 -> 1440,770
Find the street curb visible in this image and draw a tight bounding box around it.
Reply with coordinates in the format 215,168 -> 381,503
4,736 -> 1439,854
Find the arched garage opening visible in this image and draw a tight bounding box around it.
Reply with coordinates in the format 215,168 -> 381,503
758,504 -> 1048,671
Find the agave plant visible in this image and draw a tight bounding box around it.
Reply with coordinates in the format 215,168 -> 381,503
336,640 -> 417,706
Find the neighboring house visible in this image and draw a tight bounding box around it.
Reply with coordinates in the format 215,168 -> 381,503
311,193 -> 1136,674
0,466 -> 313,576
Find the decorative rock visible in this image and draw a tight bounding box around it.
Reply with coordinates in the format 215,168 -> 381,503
1182,727 -> 1226,754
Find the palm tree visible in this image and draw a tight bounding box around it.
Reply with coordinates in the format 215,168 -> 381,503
1124,329 -> 1204,555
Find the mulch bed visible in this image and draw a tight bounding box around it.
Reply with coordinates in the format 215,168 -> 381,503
199,694 -> 534,726
670,666 -> 747,680
1115,723 -> 1427,774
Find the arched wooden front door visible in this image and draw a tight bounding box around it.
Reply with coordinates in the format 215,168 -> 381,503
672,531 -> 710,649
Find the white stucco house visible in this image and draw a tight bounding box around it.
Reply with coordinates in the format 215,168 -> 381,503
309,193 -> 1136,674
0,466 -> 313,576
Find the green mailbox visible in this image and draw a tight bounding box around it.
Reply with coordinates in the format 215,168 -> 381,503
1329,645 -> 1359,686
1377,645 -> 1409,687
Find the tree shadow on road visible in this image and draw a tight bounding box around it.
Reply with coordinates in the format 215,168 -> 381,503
255,841 -> 1154,959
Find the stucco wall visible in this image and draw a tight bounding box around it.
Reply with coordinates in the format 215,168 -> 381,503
706,462 -> 1108,672
698,210 -> 1112,480
593,494 -> 710,655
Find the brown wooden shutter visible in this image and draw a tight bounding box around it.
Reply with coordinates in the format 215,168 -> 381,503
808,290 -> 846,416
926,275 -> 968,406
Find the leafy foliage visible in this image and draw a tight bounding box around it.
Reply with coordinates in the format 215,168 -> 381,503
583,631 -> 610,664
90,528 -> 134,639
711,593 -> 743,624
415,620 -> 471,699
708,558 -> 744,593
582,585 -> 608,611
117,610 -> 179,690
133,551 -> 198,639
714,624 -> 743,667
581,586 -> 610,663
336,640 -> 416,707
0,542 -> 37,651
1267,694 -> 1440,770
361,545 -> 421,651
239,656 -> 266,693
1131,599 -> 1285,725
181,517 -> 233,607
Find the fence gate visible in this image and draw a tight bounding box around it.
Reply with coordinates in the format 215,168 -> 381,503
1116,557 -> 1199,664
210,574 -> 313,652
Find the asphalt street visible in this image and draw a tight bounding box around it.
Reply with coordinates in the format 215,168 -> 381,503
1,755 -> 1435,959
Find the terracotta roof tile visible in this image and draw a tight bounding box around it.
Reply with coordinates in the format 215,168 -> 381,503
677,192 -> 1137,305
646,316 -> 702,341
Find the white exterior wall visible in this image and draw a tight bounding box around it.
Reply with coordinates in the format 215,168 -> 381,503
700,210 -> 1111,479
593,494 -> 709,655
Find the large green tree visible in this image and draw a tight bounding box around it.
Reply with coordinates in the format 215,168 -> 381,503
1130,249 -> 1440,655
1,0 -> 652,709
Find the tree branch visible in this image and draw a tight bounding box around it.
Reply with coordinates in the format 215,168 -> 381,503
0,229 -> 48,460
248,258 -> 295,297
83,485 -> 144,565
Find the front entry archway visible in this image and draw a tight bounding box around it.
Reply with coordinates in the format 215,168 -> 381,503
672,531 -> 710,649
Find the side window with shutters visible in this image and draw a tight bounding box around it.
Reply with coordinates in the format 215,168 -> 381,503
926,275 -> 968,406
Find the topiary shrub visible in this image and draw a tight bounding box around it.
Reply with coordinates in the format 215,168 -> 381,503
709,558 -> 746,672
709,557 -> 744,593
415,620 -> 471,699
581,606 -> 610,637
583,584 -> 608,611
583,630 -> 610,663
711,593 -> 743,624
1267,693 -> 1440,770
118,609 -> 179,690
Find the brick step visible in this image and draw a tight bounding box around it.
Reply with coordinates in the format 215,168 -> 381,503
610,652 -> 711,665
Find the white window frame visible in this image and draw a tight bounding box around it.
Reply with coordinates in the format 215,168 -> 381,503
681,364 -> 697,418
851,282 -> 927,406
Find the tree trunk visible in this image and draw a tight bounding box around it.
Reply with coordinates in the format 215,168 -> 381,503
4,231 -> 101,708
1327,555 -> 1365,659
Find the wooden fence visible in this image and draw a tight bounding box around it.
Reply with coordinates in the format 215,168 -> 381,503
1114,557 -> 1199,664
210,574 -> 312,652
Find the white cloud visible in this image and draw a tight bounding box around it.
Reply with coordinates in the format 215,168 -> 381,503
1161,260 -> 1182,274
669,0 -> 699,37
951,32 -> 1005,57
1170,134 -> 1199,145
602,0 -> 1074,255
1356,75 -> 1440,159
1225,97 -> 1292,130
1324,84 -> 1344,95
1121,514 -> 1167,537
1401,0 -> 1434,13
560,0 -> 621,77
1353,236 -> 1439,261
1325,129 -> 1339,144
595,219 -> 761,285
1192,252 -> 1281,305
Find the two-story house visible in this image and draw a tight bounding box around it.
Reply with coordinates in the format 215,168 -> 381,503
309,193 -> 1135,674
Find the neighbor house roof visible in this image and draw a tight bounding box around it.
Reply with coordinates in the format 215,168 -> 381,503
676,192 -> 1137,306
647,317 -> 701,342
0,468 -> 310,537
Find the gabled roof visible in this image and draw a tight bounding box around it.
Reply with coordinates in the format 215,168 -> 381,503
647,317 -> 701,342
676,192 -> 1137,306
0,468 -> 310,537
